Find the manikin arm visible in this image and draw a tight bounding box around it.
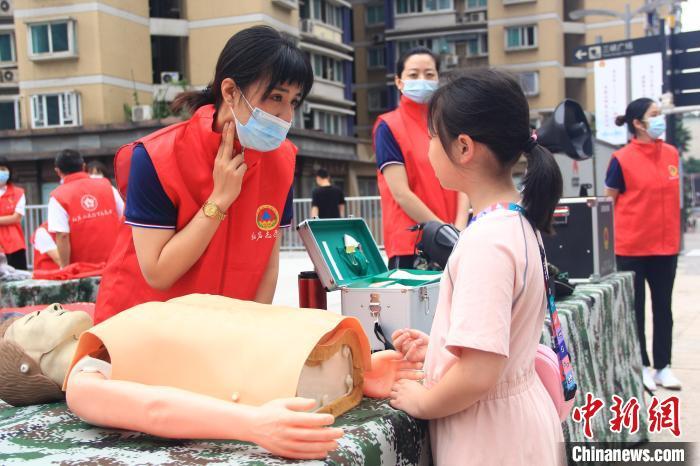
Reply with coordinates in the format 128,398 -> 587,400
363,350 -> 423,398
66,371 -> 343,460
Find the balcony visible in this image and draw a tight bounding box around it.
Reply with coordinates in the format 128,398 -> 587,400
307,79 -> 348,106
299,19 -> 352,52
392,10 -> 457,33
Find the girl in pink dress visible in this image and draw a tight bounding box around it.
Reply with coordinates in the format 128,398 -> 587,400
390,69 -> 565,465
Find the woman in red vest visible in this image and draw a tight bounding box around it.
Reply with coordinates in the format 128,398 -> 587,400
605,98 -> 681,391
95,26 -> 313,323
373,47 -> 467,269
0,157 -> 27,270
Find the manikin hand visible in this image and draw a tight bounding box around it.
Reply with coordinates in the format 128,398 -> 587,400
391,328 -> 429,364
363,350 -> 423,399
249,397 -> 344,460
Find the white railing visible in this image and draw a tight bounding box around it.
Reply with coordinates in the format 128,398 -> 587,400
22,196 -> 384,265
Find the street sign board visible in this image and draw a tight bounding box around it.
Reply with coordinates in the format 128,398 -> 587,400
572,36 -> 661,64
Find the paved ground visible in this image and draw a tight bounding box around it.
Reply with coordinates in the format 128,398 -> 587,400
273,230 -> 700,444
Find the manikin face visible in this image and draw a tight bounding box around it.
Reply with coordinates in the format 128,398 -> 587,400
5,306 -> 92,385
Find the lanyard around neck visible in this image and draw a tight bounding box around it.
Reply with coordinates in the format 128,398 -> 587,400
467,201 -> 577,401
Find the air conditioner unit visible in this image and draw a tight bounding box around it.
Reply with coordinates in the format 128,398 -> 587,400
160,71 -> 180,84
131,105 -> 153,122
1,68 -> 17,84
0,0 -> 12,15
442,54 -> 459,68
272,0 -> 297,10
300,18 -> 314,34
302,102 -> 312,114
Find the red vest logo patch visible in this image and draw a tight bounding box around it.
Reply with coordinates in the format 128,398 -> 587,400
81,194 -> 98,212
668,165 -> 678,178
256,205 -> 279,231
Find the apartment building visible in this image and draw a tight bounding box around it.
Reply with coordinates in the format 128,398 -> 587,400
0,0 -> 375,204
352,0 -> 648,141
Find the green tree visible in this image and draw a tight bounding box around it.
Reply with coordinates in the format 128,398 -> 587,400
673,117 -> 691,154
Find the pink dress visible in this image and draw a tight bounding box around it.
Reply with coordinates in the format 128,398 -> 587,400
424,209 -> 564,465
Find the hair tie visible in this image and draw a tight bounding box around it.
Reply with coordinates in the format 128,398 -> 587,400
523,135 -> 538,153
201,86 -> 213,96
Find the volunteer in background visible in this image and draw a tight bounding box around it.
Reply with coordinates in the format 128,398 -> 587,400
0,156 -> 27,270
605,97 -> 682,391
94,26 -> 312,323
48,149 -> 123,268
373,47 -> 467,270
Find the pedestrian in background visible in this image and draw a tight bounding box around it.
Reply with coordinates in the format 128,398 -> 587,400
0,156 -> 27,270
606,97 -> 682,391
311,169 -> 345,219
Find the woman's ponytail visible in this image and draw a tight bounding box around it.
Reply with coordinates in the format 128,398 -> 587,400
170,86 -> 215,116
521,141 -> 563,234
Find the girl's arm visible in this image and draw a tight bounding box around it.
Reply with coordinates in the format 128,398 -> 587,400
0,212 -> 21,226
383,165 -> 442,224
390,347 -> 506,420
66,371 -> 343,460
132,122 -> 247,290
254,234 -> 281,304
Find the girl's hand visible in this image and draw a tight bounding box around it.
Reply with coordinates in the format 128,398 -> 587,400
389,379 -> 429,419
211,121 -> 246,211
391,328 -> 429,364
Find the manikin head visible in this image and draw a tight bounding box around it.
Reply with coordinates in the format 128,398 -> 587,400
0,304 -> 92,406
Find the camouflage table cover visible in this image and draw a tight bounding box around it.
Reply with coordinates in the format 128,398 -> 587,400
0,276 -> 100,308
0,398 -> 429,465
543,272 -> 649,444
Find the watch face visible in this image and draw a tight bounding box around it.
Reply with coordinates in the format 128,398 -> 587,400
204,203 -> 216,217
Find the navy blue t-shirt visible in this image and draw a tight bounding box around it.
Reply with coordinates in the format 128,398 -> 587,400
125,144 -> 294,229
605,156 -> 626,194
374,121 -> 405,172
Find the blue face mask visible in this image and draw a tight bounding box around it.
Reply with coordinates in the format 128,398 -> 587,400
231,93 -> 292,152
646,115 -> 666,139
401,79 -> 438,104
0,171 -> 9,184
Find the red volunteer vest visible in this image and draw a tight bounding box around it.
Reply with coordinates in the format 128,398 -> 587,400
0,184 -> 26,254
373,96 -> 458,258
612,138 -> 680,256
95,104 -> 296,323
50,172 -> 119,264
32,222 -> 59,272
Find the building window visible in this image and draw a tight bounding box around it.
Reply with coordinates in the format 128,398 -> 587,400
0,100 -> 19,130
396,0 -> 452,14
517,71 -> 539,96
312,54 -> 344,82
368,89 -> 388,111
466,33 -> 488,56
312,0 -> 344,28
0,33 -> 15,63
368,46 -> 385,69
505,25 -> 537,51
467,0 -> 487,8
314,110 -> 346,136
30,92 -> 81,128
398,37 -> 453,56
28,20 -> 77,59
366,4 -> 385,25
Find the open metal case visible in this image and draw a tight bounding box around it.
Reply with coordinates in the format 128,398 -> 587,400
297,218 -> 441,350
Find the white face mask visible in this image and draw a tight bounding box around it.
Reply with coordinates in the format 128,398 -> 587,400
89,174 -> 104,179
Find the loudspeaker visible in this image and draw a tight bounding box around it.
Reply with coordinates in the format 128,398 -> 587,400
536,99 -> 593,161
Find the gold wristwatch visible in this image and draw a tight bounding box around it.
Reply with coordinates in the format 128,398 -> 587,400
202,200 -> 226,221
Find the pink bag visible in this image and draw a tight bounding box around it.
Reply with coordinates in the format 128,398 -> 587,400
536,344 -> 575,422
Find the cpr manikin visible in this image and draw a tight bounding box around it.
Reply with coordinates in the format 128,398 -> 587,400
0,297 -> 420,460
